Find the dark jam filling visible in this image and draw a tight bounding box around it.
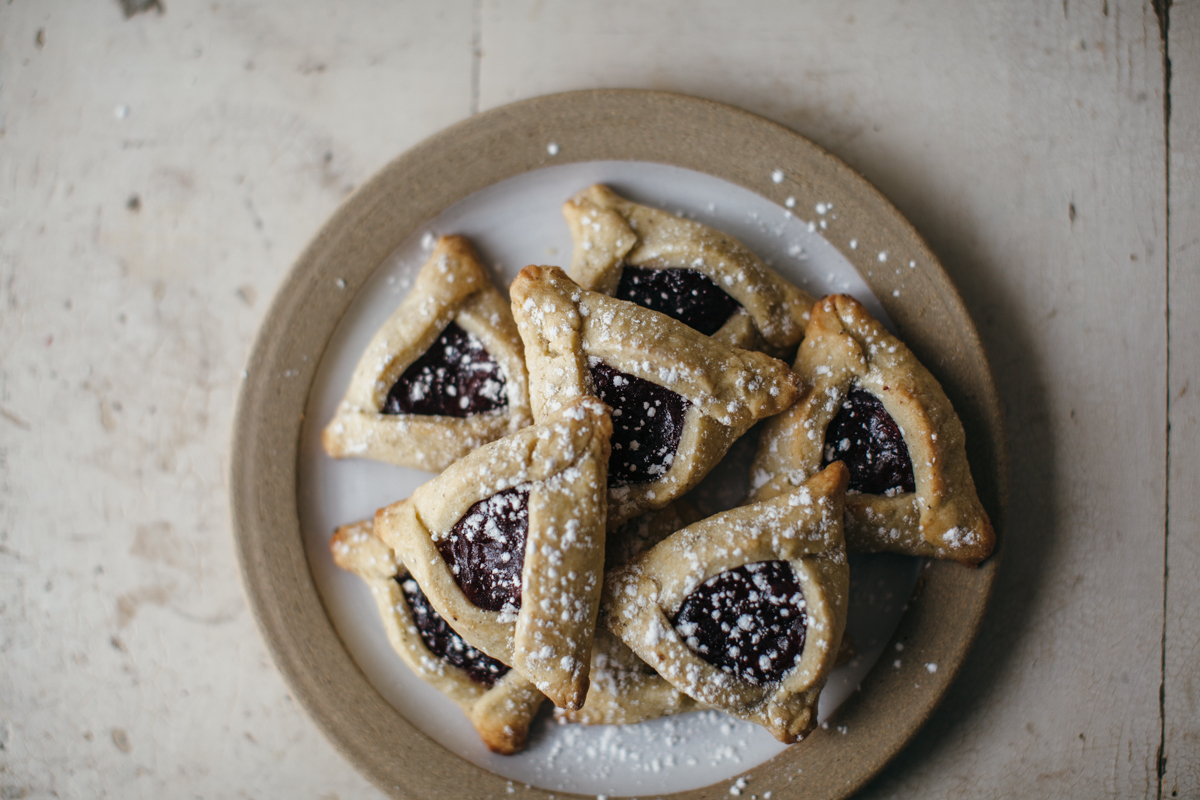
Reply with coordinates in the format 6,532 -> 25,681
671,561 -> 808,686
614,266 -> 741,337
821,388 -> 916,496
589,362 -> 689,486
437,486 -> 529,612
382,322 -> 507,417
398,576 -> 509,686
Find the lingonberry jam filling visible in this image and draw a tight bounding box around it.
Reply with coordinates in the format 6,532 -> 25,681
382,322 -> 507,417
398,576 -> 509,686
615,266 -> 741,336
437,486 -> 529,612
672,560 -> 808,685
589,362 -> 689,486
821,388 -> 916,496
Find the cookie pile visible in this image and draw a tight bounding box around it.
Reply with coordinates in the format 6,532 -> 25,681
325,185 -> 994,754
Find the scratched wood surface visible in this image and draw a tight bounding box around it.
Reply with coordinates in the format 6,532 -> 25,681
0,1 -> 1186,798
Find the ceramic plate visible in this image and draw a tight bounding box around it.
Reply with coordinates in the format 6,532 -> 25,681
231,90 -> 1005,800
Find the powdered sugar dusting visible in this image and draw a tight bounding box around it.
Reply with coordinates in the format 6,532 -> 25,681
521,711 -> 779,793
300,161 -> 914,797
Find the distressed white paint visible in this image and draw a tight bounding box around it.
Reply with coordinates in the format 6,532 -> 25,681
0,0 -> 1185,798
0,1 -> 471,798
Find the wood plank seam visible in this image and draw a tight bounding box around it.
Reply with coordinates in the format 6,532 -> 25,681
1155,2 -> 1172,799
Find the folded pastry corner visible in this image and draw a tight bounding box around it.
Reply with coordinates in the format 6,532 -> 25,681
323,235 -> 532,472
329,518 -> 544,754
557,503 -> 707,727
374,396 -> 612,711
562,184 -> 815,355
553,628 -> 703,726
602,463 -> 851,743
750,294 -> 995,566
510,264 -> 801,529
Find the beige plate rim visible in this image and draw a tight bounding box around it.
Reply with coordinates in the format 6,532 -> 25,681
229,89 -> 1008,800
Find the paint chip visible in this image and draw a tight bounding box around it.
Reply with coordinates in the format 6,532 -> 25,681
118,0 -> 163,18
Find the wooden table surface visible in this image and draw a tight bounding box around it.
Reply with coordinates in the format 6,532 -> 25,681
1,2 -> 1195,798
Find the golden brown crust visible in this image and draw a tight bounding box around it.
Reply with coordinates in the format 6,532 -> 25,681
749,294 -> 995,566
374,398 -> 612,710
602,464 -> 851,743
563,184 -> 815,355
322,235 -> 532,472
510,265 -> 802,529
329,519 -> 545,754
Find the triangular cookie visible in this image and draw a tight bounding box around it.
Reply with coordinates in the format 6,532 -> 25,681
323,235 -> 531,472
330,518 -> 545,754
374,397 -> 611,710
510,265 -> 801,528
563,184 -> 815,356
749,294 -> 995,566
602,463 -> 850,743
